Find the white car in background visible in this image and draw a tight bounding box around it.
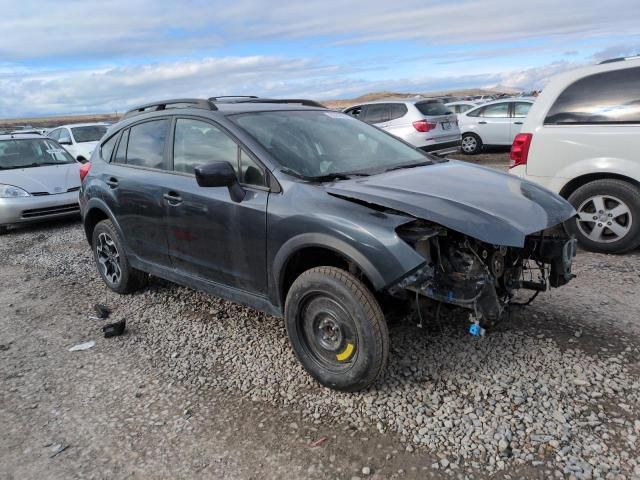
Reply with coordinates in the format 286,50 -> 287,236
47,123 -> 109,163
458,98 -> 534,154
509,56 -> 640,253
344,99 -> 461,155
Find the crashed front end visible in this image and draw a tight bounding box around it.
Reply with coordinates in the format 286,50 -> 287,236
389,220 -> 577,328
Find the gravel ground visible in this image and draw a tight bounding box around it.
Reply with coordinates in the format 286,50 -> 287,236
1,154 -> 640,479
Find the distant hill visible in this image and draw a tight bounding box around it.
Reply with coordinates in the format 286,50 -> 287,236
1,86 -> 523,127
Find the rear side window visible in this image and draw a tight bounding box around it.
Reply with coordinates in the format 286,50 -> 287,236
100,134 -> 118,162
126,119 -> 169,169
545,67 -> 640,124
459,104 -> 474,113
389,103 -> 408,120
513,102 -> 532,118
363,104 -> 391,124
415,101 -> 450,116
345,106 -> 362,118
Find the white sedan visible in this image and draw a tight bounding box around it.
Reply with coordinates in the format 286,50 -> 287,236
458,98 -> 534,154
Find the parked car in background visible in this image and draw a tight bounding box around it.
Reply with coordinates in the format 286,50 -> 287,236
458,98 -> 534,154
10,128 -> 45,136
0,133 -> 81,234
510,57 -> 640,253
80,97 -> 576,392
445,101 -> 480,115
48,123 -> 109,163
344,99 -> 461,155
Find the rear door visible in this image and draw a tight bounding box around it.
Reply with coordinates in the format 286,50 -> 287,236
104,118 -> 172,267
362,103 -> 392,129
510,101 -> 532,140
163,117 -> 269,294
475,102 -> 512,144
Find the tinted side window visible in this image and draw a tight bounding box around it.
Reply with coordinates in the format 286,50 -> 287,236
389,103 -> 408,120
459,105 -> 474,113
545,67 -> 640,124
173,118 -> 239,176
114,129 -> 129,164
363,104 -> 391,124
48,129 -> 60,140
345,106 -> 362,118
481,103 -> 509,118
126,119 -> 169,169
513,102 -> 532,118
240,149 -> 267,187
466,106 -> 482,117
101,134 -> 118,162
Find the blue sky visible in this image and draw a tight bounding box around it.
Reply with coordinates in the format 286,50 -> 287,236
0,0 -> 639,117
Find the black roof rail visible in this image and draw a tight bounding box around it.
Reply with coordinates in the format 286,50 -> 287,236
209,96 -> 259,102
599,54 -> 640,64
208,97 -> 326,108
123,98 -> 217,119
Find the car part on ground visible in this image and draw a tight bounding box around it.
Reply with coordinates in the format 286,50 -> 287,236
80,97 -> 577,391
508,57 -> 640,253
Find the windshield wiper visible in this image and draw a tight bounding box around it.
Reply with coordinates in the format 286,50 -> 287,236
280,168 -> 369,183
381,160 -> 433,173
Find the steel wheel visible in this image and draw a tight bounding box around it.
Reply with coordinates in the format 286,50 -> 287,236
96,232 -> 122,285
298,294 -> 359,373
576,194 -> 632,244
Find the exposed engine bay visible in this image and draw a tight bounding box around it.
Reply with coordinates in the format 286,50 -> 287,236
391,220 -> 577,328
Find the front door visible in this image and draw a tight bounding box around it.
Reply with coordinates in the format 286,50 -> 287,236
164,117 -> 269,295
476,102 -> 512,145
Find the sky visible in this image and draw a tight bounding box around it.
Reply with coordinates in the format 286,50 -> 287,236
0,0 -> 639,118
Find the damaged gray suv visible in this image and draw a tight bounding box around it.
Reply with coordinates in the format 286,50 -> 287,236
80,97 -> 577,392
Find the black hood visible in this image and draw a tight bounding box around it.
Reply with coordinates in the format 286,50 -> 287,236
326,160 -> 576,247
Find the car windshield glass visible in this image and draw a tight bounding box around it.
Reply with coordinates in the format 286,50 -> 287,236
71,125 -> 107,143
415,101 -> 451,116
230,110 -> 428,178
0,139 -> 76,169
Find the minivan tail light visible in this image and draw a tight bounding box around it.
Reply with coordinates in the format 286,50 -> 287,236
80,162 -> 92,182
510,133 -> 532,168
412,120 -> 437,132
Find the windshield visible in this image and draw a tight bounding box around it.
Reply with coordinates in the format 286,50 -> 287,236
0,139 -> 76,169
231,110 -> 428,178
71,125 -> 107,143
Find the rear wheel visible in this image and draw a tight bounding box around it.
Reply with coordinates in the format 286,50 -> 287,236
92,220 -> 148,293
461,133 -> 482,154
284,267 -> 389,392
566,179 -> 640,253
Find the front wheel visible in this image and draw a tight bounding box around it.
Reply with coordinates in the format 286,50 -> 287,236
461,133 -> 482,154
284,267 -> 389,392
566,179 -> 640,253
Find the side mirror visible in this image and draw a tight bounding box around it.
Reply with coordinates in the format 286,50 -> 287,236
195,161 -> 245,203
59,137 -> 72,145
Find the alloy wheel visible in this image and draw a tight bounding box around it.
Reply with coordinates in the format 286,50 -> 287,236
576,194 -> 632,243
96,232 -> 122,285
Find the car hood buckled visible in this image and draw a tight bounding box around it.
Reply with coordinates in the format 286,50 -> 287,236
326,160 -> 576,247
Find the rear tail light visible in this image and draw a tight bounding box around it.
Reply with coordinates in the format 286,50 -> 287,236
510,133 -> 532,168
80,162 -> 92,182
412,120 -> 437,132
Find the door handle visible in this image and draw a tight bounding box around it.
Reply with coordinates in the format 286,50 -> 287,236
478,121 -> 487,124
514,121 -> 523,125
106,177 -> 119,188
163,192 -> 183,205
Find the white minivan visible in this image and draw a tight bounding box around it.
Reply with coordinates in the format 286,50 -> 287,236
510,57 -> 640,253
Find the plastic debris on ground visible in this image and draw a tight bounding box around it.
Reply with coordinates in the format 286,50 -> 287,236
102,319 -> 126,338
68,341 -> 96,352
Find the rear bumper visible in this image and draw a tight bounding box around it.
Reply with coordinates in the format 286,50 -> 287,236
419,140 -> 461,156
0,191 -> 80,226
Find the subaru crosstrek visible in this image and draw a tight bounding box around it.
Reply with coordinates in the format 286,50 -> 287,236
80,97 -> 577,392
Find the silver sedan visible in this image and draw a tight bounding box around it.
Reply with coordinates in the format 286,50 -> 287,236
0,134 -> 81,234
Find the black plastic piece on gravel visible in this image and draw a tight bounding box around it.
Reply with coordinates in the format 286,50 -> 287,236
94,304 -> 111,319
102,319 -> 126,338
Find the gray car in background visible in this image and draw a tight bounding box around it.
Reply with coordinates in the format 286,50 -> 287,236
343,99 -> 461,155
0,134 -> 81,234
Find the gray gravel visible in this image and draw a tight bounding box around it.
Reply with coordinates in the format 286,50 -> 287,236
2,219 -> 640,479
